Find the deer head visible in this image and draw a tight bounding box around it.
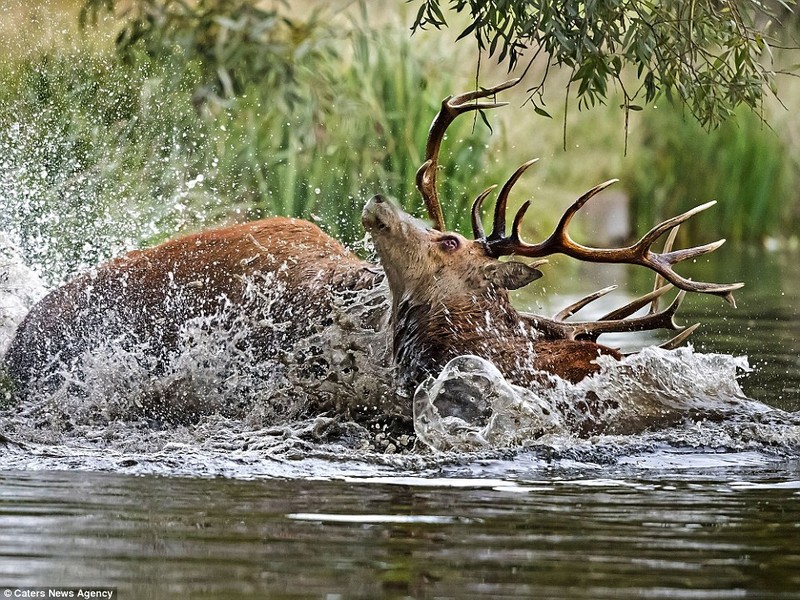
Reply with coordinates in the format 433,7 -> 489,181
363,193 -> 551,390
362,194 -> 544,307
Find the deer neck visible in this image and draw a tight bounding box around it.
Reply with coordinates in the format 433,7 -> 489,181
389,286 -> 538,394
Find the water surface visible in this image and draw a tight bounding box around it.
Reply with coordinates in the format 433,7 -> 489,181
1,461 -> 799,599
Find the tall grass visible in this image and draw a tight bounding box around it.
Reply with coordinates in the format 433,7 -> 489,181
626,106 -> 796,245
214,23 -> 497,240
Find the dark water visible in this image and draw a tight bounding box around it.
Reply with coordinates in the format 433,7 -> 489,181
1,463 -> 799,599
680,249 -> 800,413
522,247 -> 800,413
1,249 -> 799,599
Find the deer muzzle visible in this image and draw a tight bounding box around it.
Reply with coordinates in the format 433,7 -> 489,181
361,194 -> 392,233
362,195 -> 430,237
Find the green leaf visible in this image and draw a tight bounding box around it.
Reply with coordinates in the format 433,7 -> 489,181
455,19 -> 479,41
412,2 -> 428,31
477,109 -> 493,134
428,1 -> 447,28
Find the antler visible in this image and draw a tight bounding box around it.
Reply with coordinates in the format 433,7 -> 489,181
535,228 -> 703,349
473,168 -> 744,304
525,285 -> 685,341
416,78 -> 521,231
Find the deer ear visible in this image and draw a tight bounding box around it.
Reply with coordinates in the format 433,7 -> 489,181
484,260 -> 543,290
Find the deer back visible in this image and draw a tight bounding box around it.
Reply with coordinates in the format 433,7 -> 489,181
5,217 -> 377,397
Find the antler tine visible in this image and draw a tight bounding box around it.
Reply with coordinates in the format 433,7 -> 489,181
622,322 -> 701,355
487,158 -> 539,241
417,78 -> 522,231
660,323 -> 701,350
450,77 -> 521,105
631,201 -> 743,304
549,179 -> 621,244
650,226 -> 680,314
638,201 -> 717,249
485,178 -> 619,257
571,289 -> 687,342
600,283 -> 674,321
553,285 -> 618,321
485,179 -> 743,304
531,179 -> 619,251
522,289 -> 688,342
471,185 -> 497,239
551,283 -> 681,344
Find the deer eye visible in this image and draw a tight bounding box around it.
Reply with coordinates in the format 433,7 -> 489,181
438,236 -> 461,252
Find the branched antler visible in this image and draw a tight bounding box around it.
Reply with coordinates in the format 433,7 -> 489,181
417,79 -> 740,352
474,169 -> 743,304
417,78 -> 521,231
524,286 -> 686,342
540,229 -> 704,349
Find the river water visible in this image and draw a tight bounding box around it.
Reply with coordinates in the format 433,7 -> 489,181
0,248 -> 799,598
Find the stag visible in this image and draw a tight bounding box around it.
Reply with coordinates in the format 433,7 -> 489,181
3,79 -> 741,433
363,78 -> 741,398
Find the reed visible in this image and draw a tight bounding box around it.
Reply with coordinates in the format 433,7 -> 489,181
213,23 -> 497,240
626,105 -> 796,245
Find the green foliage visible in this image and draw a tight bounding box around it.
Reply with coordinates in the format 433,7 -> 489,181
0,2 -> 500,281
627,107 -> 796,244
412,0 -> 783,128
77,0 -> 499,234
210,23 -> 495,239
80,0 -> 335,108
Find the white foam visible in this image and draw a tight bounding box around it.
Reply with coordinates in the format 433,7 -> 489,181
0,232 -> 48,356
412,347 -> 793,453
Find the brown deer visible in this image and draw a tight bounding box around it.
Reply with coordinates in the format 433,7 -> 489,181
363,78 -> 742,401
3,79 -> 742,431
3,217 -> 384,420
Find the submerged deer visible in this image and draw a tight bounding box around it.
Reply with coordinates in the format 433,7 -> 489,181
363,78 -> 742,398
4,79 -> 741,428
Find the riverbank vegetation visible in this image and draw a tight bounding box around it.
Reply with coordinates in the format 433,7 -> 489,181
0,0 -> 797,285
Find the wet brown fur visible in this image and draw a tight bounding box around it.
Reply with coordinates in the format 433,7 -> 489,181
7,206 -> 619,410
5,217 -> 378,398
391,272 -> 619,392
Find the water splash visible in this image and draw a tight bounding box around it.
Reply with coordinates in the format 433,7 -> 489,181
1,241 -> 798,476
0,75 -> 215,287
414,356 -> 564,451
0,232 -> 47,355
414,348 -> 799,453
3,270 -> 396,439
